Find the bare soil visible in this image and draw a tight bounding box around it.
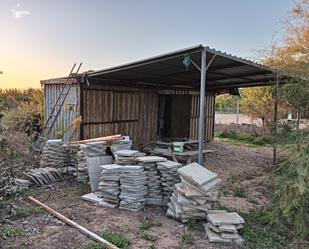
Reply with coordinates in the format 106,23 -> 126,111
1,141 -> 274,249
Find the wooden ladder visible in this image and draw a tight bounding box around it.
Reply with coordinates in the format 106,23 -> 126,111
26,63 -> 82,166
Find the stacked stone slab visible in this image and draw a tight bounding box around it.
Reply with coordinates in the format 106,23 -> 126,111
114,150 -> 143,165
76,142 -> 107,183
23,167 -> 62,186
110,137 -> 133,154
119,165 -> 147,211
136,156 -> 167,206
40,140 -> 69,168
97,164 -> 123,208
156,160 -> 181,199
69,144 -> 80,169
166,162 -> 220,222
204,211 -> 244,244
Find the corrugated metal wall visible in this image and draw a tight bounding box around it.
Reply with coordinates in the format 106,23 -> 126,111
81,84 -> 158,146
44,83 -> 80,141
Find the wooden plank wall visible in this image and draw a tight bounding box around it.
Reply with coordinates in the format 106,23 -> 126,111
44,83 -> 80,141
189,92 -> 215,141
81,84 -> 158,146
158,89 -> 215,141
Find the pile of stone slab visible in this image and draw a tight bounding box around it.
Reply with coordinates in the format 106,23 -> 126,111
157,160 -> 181,198
76,142 -> 107,183
166,162 -> 220,222
23,167 -> 62,186
119,165 -> 147,211
15,178 -> 33,189
97,164 -> 123,208
39,140 -> 69,168
87,156 -> 113,192
114,150 -> 144,165
110,136 -> 133,153
69,144 -> 80,169
204,211 -> 244,244
136,156 -> 167,206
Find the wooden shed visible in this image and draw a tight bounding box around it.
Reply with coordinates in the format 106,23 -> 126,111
42,45 -> 277,153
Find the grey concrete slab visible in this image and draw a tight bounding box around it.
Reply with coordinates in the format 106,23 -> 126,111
177,162 -> 217,186
207,212 -> 245,226
87,156 -> 113,192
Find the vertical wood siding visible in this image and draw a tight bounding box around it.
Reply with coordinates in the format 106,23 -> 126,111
189,91 -> 215,141
81,84 -> 158,146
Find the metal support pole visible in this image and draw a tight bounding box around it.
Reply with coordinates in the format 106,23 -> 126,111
236,100 -> 239,126
198,49 -> 207,165
273,74 -> 279,165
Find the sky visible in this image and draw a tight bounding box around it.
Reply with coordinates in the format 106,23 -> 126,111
0,0 -> 294,89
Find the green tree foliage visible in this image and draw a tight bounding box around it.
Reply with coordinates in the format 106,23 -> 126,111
240,87 -> 276,133
0,88 -> 43,140
265,1 -> 309,237
272,130 -> 309,236
264,0 -> 309,119
216,94 -> 239,113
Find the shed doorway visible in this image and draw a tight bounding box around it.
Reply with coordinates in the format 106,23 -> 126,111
158,95 -> 191,138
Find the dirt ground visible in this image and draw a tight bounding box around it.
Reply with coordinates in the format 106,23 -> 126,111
1,141 -> 274,249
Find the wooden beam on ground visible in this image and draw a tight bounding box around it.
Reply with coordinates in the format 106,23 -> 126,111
68,134 -> 122,144
28,196 -> 120,249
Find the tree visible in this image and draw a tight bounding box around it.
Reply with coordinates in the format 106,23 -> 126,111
216,94 -> 239,113
264,0 -> 309,121
240,87 -> 279,134
264,1 -> 309,237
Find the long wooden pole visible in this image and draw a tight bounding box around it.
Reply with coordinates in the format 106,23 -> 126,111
28,196 -> 120,249
68,134 -> 122,144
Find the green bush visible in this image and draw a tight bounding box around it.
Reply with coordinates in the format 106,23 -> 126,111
271,131 -> 309,236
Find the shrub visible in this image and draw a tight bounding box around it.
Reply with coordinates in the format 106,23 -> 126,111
271,131 -> 309,236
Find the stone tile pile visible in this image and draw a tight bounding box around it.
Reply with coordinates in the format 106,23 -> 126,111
136,156 -> 167,206
166,162 -> 220,222
110,137 -> 133,154
15,178 -> 33,189
119,165 -> 147,211
23,167 -> 62,186
156,160 -> 181,198
39,140 -> 69,168
69,144 -> 80,169
97,164 -> 123,208
204,211 -> 244,244
114,150 -> 144,165
76,142 -> 107,183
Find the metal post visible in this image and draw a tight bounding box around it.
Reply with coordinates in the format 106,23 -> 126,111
273,74 -> 279,165
198,49 -> 207,165
236,100 -> 239,126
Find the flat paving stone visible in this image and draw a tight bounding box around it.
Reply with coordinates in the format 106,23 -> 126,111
177,162 -> 218,186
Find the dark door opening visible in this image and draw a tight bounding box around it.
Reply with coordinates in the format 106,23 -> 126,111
158,95 -> 191,138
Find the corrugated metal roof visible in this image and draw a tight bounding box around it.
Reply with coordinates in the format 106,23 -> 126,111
85,44 -> 278,89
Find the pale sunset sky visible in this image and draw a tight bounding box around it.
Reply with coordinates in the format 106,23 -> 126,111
0,0 -> 293,89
